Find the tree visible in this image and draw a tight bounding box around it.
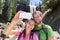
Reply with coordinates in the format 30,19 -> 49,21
0,0 -> 30,22
0,0 -> 4,14
42,0 -> 60,33
1,0 -> 16,22
19,0 -> 30,5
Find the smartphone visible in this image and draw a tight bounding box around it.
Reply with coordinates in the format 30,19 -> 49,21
19,12 -> 32,19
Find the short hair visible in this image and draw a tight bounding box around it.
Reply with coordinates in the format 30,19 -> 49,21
32,11 -> 42,17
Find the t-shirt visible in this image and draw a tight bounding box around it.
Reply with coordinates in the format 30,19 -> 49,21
33,24 -> 54,40
16,31 -> 38,40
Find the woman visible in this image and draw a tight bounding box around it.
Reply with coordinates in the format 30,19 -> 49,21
16,20 -> 38,40
5,19 -> 38,40
4,10 -> 38,40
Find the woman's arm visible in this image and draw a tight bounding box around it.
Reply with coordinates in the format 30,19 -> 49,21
5,11 -> 23,35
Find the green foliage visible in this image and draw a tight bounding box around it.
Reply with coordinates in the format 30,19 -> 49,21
0,0 -> 30,23
41,0 -> 60,10
19,0 -> 30,5
6,0 -> 16,21
0,0 -> 4,14
41,0 -> 47,4
42,0 -> 60,32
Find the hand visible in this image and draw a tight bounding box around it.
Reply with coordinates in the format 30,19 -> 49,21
12,11 -> 24,24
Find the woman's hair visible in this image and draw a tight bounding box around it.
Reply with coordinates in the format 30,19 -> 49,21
23,20 -> 29,37
23,20 -> 35,37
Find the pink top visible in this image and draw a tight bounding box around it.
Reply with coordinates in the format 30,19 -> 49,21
16,31 -> 38,40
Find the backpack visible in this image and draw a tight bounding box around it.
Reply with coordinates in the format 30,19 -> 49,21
32,24 -> 48,40
17,24 -> 48,40
17,30 -> 34,40
42,24 -> 48,40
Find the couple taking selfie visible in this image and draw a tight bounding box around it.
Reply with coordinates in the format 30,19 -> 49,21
5,11 -> 54,40
4,4 -> 54,40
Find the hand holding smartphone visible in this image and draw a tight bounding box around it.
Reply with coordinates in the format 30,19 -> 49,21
19,12 -> 32,19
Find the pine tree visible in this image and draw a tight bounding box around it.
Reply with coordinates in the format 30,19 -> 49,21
0,0 -> 30,22
42,0 -> 60,32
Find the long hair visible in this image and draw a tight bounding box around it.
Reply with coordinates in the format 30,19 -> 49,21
23,20 -> 31,37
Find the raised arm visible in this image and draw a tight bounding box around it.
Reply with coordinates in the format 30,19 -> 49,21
5,11 -> 23,35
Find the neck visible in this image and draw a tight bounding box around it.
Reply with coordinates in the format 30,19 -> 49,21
25,29 -> 31,37
37,22 -> 43,27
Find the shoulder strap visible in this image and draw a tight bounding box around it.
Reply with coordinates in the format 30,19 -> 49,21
42,24 -> 48,40
17,31 -> 34,40
17,30 -> 24,40
30,32 -> 34,40
32,24 -> 48,40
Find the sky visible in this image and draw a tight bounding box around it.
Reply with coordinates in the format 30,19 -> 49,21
30,0 -> 42,6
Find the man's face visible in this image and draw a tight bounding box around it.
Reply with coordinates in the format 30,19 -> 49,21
33,13 -> 42,24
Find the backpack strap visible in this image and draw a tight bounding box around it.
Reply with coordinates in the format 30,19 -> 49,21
17,30 -> 34,40
17,30 -> 24,40
42,24 -> 48,40
32,24 -> 48,40
30,32 -> 34,40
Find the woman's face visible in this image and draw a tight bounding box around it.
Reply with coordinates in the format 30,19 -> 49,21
26,20 -> 35,31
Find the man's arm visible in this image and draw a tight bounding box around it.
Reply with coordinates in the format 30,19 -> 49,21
46,25 -> 54,40
48,36 -> 54,40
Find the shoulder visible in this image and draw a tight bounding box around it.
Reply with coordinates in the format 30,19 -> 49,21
33,33 -> 37,35
44,24 -> 54,37
44,24 -> 53,32
44,24 -> 52,29
16,31 -> 20,36
30,32 -> 37,36
33,33 -> 38,40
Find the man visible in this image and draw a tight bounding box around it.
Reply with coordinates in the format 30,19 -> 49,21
32,11 -> 54,40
